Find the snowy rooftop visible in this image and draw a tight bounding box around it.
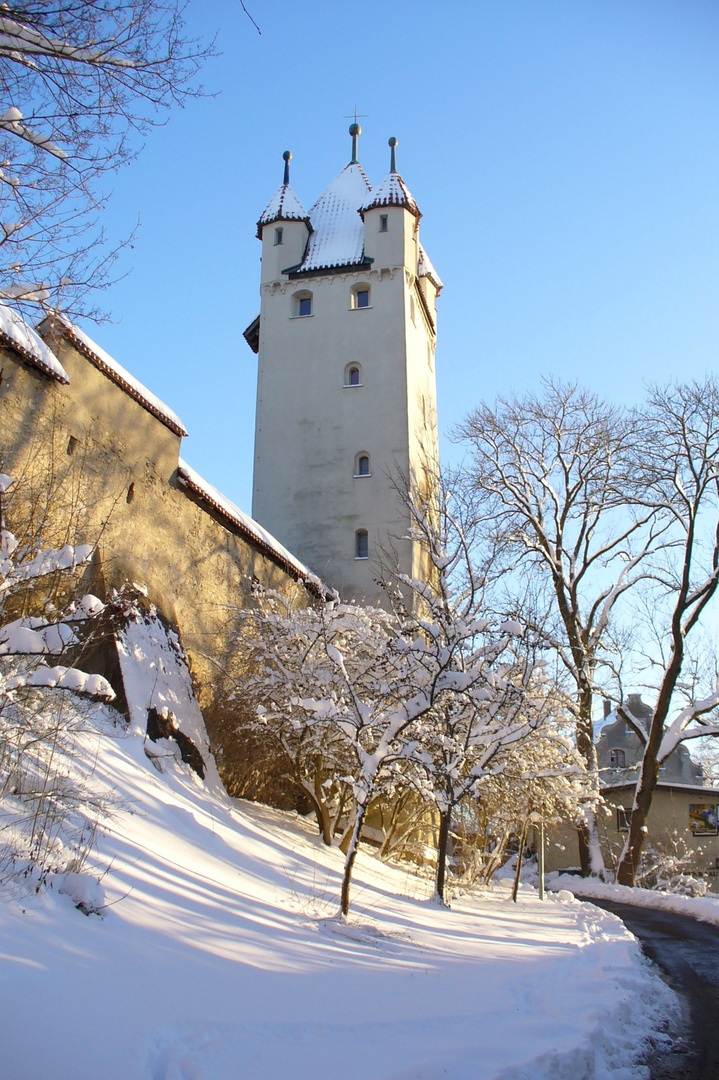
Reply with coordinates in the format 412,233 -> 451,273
0,304 -> 68,383
57,319 -> 188,437
256,183 -> 311,239
297,163 -> 372,272
361,171 -> 420,218
418,243 -> 443,292
177,459 -> 325,595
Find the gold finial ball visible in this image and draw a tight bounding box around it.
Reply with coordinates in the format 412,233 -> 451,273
388,136 -> 398,148
349,123 -> 361,137
283,150 -> 292,162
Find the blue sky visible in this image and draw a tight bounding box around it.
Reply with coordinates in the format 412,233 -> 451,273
92,0 -> 719,514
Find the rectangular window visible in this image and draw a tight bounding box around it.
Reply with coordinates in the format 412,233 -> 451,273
356,289 -> 370,309
380,215 -> 388,232
617,807 -> 631,833
274,227 -> 283,245
298,296 -> 312,317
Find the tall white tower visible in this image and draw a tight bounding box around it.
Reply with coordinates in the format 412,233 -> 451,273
247,127 -> 442,604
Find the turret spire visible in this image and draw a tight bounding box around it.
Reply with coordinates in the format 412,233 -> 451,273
389,136 -> 398,174
283,150 -> 291,186
349,122 -> 361,164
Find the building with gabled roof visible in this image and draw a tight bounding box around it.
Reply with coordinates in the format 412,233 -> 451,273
247,127 -> 442,604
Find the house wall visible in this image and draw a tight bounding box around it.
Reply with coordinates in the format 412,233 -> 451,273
0,332 -> 316,749
545,786 -> 719,891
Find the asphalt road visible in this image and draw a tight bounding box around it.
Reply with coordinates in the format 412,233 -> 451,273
589,899 -> 719,1080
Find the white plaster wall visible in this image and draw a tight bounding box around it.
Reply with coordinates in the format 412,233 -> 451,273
252,207 -> 439,605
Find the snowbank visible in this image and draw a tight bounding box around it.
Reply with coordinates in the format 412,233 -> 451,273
0,707 -> 678,1080
551,872 -> 719,927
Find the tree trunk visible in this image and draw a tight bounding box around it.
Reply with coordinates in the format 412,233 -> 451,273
340,801 -> 368,916
616,719 -> 663,886
575,686 -> 604,877
434,807 -> 452,905
313,766 -> 332,846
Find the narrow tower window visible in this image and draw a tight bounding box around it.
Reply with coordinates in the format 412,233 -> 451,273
354,453 -> 370,477
356,289 -> 370,308
380,214 -> 388,232
355,530 -> 369,560
274,227 -> 283,245
344,363 -> 362,387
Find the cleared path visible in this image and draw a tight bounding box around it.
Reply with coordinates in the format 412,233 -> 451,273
590,898 -> 719,1080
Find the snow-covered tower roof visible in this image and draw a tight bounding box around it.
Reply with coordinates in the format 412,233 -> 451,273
256,151 -> 312,239
291,125 -> 372,273
360,137 -> 421,219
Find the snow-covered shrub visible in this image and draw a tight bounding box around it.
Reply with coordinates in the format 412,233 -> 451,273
635,831 -> 708,897
0,682 -> 124,883
1,470 -> 119,885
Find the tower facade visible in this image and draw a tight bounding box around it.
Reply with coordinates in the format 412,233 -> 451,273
247,128 -> 442,604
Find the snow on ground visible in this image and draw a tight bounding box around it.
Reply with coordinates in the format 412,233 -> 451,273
552,872 -> 719,927
0,711 -> 677,1080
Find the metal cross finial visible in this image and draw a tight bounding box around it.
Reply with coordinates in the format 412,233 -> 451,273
343,108 -> 368,163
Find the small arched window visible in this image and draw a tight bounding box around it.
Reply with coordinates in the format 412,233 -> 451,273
354,453 -> 370,477
344,363 -> 362,387
355,529 -> 369,560
350,284 -> 371,310
292,290 -> 313,317
609,749 -> 626,769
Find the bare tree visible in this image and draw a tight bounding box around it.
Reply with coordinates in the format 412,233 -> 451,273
0,1 -> 213,319
615,379 -> 719,885
459,380 -> 664,876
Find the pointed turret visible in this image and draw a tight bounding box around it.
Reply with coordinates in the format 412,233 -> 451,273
360,137 -> 421,219
257,151 -> 312,285
256,150 -> 311,238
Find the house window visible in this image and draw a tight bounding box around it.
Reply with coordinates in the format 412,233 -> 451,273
350,284 -> 371,310
380,215 -> 388,232
617,807 -> 632,833
609,749 -> 626,769
274,227 -> 283,245
354,453 -> 370,477
344,364 -> 362,387
355,530 -> 368,560
292,291 -> 313,317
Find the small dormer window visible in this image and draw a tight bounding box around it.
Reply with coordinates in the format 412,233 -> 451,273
380,215 -> 388,233
274,227 -> 283,245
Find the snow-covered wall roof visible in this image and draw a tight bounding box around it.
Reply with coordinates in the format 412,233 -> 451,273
298,163 -> 372,272
256,183 -> 311,239
0,304 -> 68,383
418,244 -> 443,292
56,319 -> 188,437
177,459 -> 326,597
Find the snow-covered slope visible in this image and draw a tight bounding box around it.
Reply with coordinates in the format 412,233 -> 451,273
0,710 -> 676,1080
